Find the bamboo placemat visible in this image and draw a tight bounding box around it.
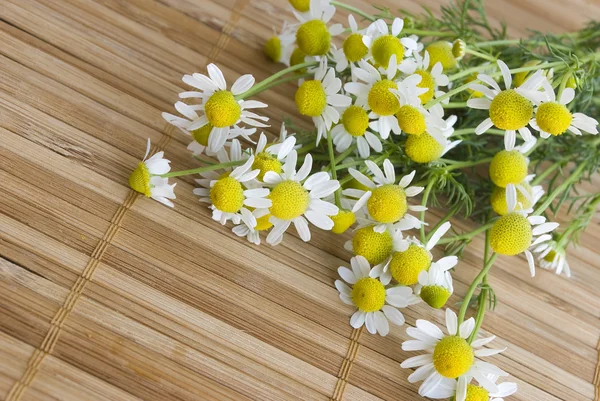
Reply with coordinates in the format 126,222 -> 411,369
0,0 -> 599,400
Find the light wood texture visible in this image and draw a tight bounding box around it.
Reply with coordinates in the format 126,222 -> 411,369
0,0 -> 599,400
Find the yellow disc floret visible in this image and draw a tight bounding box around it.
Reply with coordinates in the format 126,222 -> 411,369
426,41 -> 457,71
397,105 -> 426,135
289,0 -> 310,12
290,47 -> 308,73
367,184 -> 408,223
342,105 -> 369,137
432,336 -> 474,379
420,285 -> 451,309
255,212 -> 274,231
264,36 -> 281,63
452,39 -> 466,59
465,385 -> 490,401
405,132 -> 444,163
296,20 -> 330,56
129,163 -> 151,197
489,150 -> 528,188
351,277 -> 386,312
191,123 -> 213,146
371,35 -> 404,68
490,212 -> 533,255
210,176 -> 245,213
491,183 -> 533,215
544,250 -> 557,262
368,79 -> 400,116
343,33 -> 368,62
204,91 -> 241,128
331,209 -> 356,234
268,180 -> 310,220
352,226 -> 393,265
535,102 -> 573,136
252,152 -> 282,181
295,80 -> 327,117
489,89 -> 533,130
389,244 -> 431,285
415,69 -> 436,103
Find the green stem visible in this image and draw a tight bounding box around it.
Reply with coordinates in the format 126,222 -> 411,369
329,1 -> 375,21
445,157 -> 493,171
457,253 -> 497,327
531,162 -> 562,186
443,102 -> 468,109
452,128 -> 505,136
420,178 -> 436,242
437,221 -> 495,245
161,160 -> 244,178
533,161 -> 589,215
425,204 -> 460,243
327,130 -> 342,207
235,61 -> 318,100
465,48 -> 497,62
424,81 -> 472,109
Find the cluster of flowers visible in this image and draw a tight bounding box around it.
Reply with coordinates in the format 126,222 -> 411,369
127,0 -> 599,399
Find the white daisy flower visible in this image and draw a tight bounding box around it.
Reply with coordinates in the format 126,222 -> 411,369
295,58 -> 352,144
264,20 -> 297,66
293,0 -> 344,57
335,255 -> 414,336
399,50 -> 450,105
530,79 -> 599,138
251,125 -> 297,181
362,18 -> 418,70
490,184 -> 560,276
331,14 -> 368,81
343,160 -> 425,233
435,374 -> 517,401
232,207 -> 274,246
531,238 -> 571,277
194,140 -> 272,225
162,64 -> 268,154
490,173 -> 544,216
262,150 -> 339,244
400,308 -> 508,400
466,60 -> 547,150
415,257 -> 456,309
128,139 -> 176,207
331,103 -> 382,159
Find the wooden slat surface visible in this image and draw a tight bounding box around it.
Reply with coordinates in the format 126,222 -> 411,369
0,0 -> 599,400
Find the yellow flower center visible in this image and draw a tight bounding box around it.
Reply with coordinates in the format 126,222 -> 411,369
210,176 -> 245,213
535,102 -> 573,136
490,182 -> 533,215
389,244 -> 431,285
252,152 -> 282,181
405,132 -> 444,163
129,162 -> 151,197
204,91 -> 241,128
465,385 -> 490,401
489,89 -> 533,130
490,212 -> 533,255
343,33 -> 368,62
290,47 -> 308,73
397,105 -> 426,135
433,336 -> 474,379
264,36 -> 282,63
371,34 -> 404,68
452,39 -> 466,59
415,69 -> 435,103
191,123 -> 213,146
489,150 -> 528,188
544,250 -> 557,262
367,184 -> 408,223
368,79 -> 400,116
425,41 -> 457,71
331,209 -> 356,234
268,180 -> 310,220
295,80 -> 327,117
289,0 -> 310,12
255,212 -> 274,231
351,277 -> 386,312
342,105 -> 370,137
352,226 -> 393,265
420,285 -> 451,309
296,20 -> 331,56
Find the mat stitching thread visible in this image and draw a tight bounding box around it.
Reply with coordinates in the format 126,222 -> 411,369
330,327 -> 363,401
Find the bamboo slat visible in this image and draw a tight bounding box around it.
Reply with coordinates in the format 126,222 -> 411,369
0,0 -> 599,400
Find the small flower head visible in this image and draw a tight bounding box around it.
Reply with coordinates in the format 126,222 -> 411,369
349,225 -> 394,265
532,237 -> 571,277
336,256 -> 414,336
490,175 -> 543,216
398,50 -> 450,104
288,0 -> 309,12
425,41 -> 457,71
452,39 -> 467,60
488,149 -> 528,188
331,103 -> 383,159
332,14 -> 368,76
232,208 -> 273,245
129,139 -> 176,207
264,21 -> 296,65
294,0 -> 343,56
252,125 -> 297,181
330,209 -> 357,234
417,256 -> 457,308
363,18 -> 417,69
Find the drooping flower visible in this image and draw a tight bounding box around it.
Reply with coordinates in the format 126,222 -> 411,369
129,139 -> 176,207
532,239 -> 571,277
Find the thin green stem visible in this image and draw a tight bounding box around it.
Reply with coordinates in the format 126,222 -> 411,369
420,178 -> 436,243
443,102 -> 468,109
327,130 -> 342,207
445,157 -> 493,171
424,81 -> 472,109
437,221 -> 495,245
531,162 -> 562,186
235,61 -> 318,99
533,161 -> 589,215
457,253 -> 497,327
465,48 -> 497,62
329,1 -> 375,21
161,159 -> 244,178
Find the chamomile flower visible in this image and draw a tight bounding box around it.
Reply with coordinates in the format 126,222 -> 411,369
401,309 -> 508,400
263,150 -> 339,244
439,375 -> 518,401
129,139 -> 176,207
232,208 -> 273,245
533,239 -> 571,278
405,114 -> 462,164
264,21 -> 297,66
467,60 -> 546,150
362,18 -> 418,69
331,104 -> 382,158
343,160 -> 425,233
345,224 -> 395,265
391,79 -> 447,137
425,41 -> 458,71
194,140 -> 272,225
399,50 -> 450,104
335,256 -> 414,336
490,174 -> 543,216
530,79 -> 599,138
293,0 -> 344,57
415,257 -> 456,309
163,65 -> 269,154
251,127 -> 297,181
490,184 -> 559,276
331,14 -> 368,79
295,59 -> 351,143
488,147 -> 532,189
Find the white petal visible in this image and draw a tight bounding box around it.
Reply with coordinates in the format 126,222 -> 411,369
350,310 -> 366,328
231,74 -> 255,95
382,305 -> 405,326
207,64 -> 227,90
459,318 -> 475,339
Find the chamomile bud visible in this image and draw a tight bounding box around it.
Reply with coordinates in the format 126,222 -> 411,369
452,39 -> 466,60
